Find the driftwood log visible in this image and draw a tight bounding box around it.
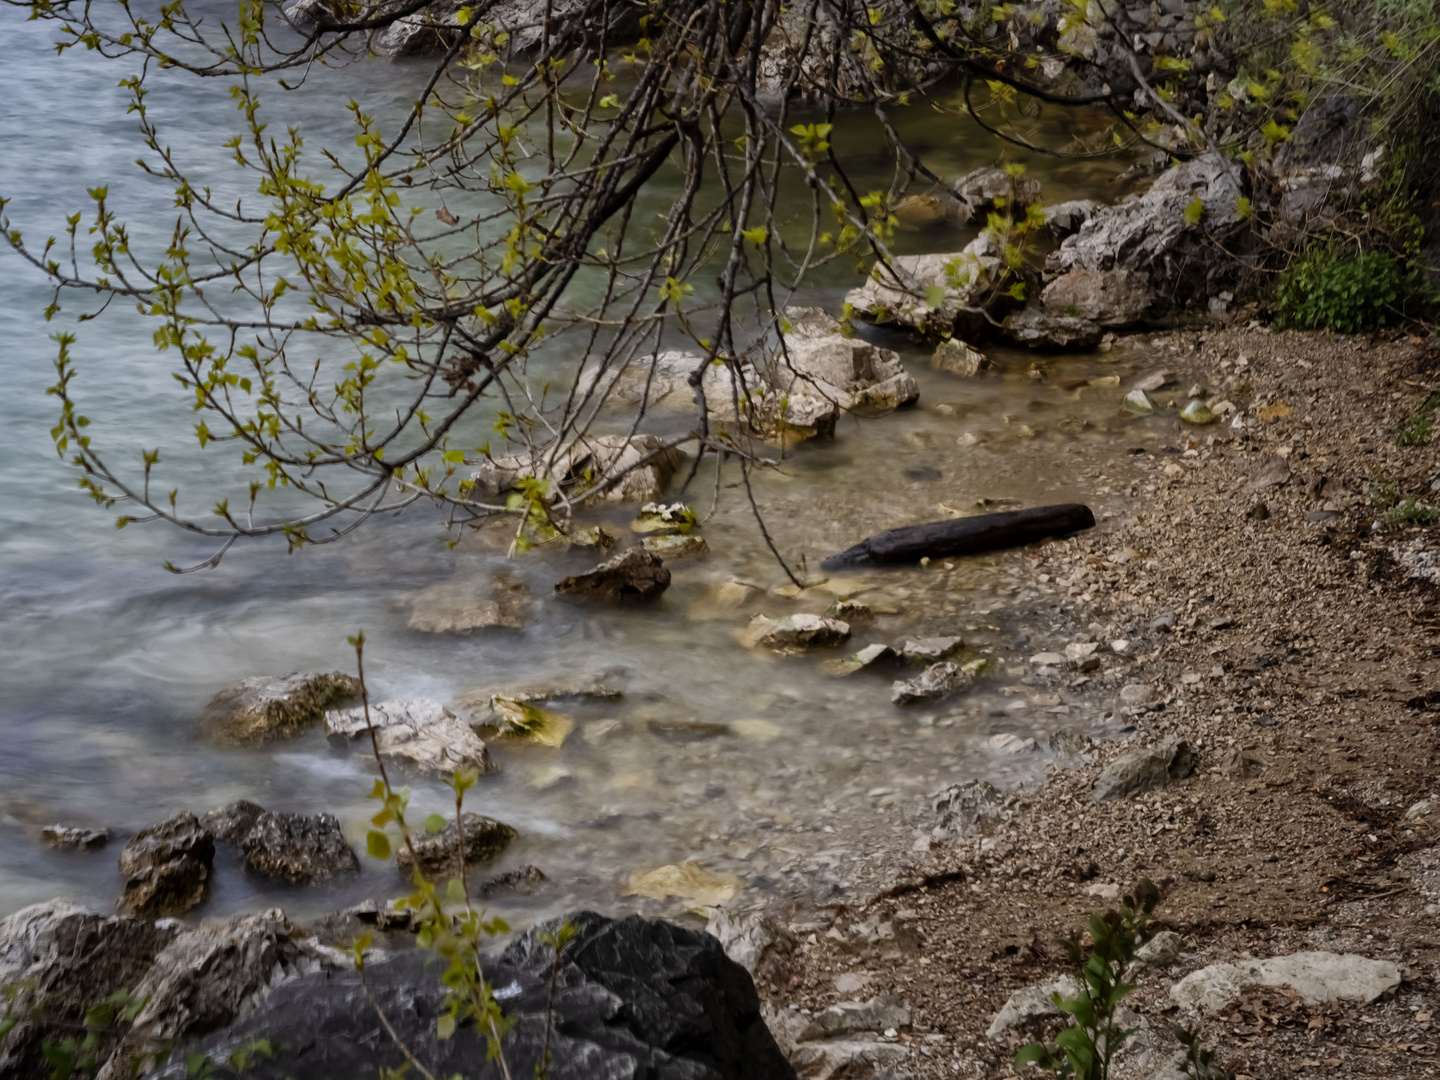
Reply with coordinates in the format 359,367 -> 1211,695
821,504 -> 1096,570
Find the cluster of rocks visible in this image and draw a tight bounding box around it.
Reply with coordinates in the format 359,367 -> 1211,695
0,902 -> 794,1080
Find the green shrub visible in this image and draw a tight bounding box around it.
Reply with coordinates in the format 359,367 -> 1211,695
1274,247 -> 1432,334
1385,497 -> 1440,527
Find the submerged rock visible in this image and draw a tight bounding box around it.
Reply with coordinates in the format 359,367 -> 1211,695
1092,738 -> 1194,802
740,614 -> 851,653
900,636 -> 963,664
407,573 -> 529,634
324,699 -> 496,776
480,696 -> 575,747
555,546 -> 672,602
626,863 -> 744,906
41,824 -> 110,850
161,911 -> 794,1080
891,661 -> 972,705
239,811 -> 359,885
1180,399 -> 1218,425
631,501 -> 697,534
201,672 -> 360,745
117,813 -> 215,917
1121,388 -> 1155,416
475,864 -> 548,899
641,533 -> 710,560
931,338 -> 988,376
395,814 -> 517,881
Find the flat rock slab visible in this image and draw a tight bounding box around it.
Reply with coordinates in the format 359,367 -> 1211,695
799,993 -> 911,1040
407,574 -> 529,634
1171,952 -> 1404,1014
1092,738 -> 1194,802
202,672 -> 361,745
324,699 -> 495,776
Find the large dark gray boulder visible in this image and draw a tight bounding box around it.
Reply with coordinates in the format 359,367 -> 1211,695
150,911 -> 796,1080
239,811 -> 360,885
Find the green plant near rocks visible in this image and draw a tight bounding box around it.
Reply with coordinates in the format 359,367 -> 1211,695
1385,497 -> 1440,527
1015,881 -> 1227,1080
1014,880 -> 1157,1079
1274,247 -> 1433,334
1395,392 -> 1440,447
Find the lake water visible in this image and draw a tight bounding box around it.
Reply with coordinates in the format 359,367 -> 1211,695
0,6 -> 1183,928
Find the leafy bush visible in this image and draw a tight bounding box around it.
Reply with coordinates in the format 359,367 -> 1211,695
1385,497 -> 1440,527
1274,247 -> 1432,334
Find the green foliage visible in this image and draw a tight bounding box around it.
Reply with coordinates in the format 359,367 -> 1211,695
1385,497 -> 1440,526
1274,247 -> 1433,334
1014,881 -> 1158,1080
1395,391 -> 1440,446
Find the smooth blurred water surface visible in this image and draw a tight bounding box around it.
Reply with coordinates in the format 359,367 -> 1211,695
0,6 -> 1168,927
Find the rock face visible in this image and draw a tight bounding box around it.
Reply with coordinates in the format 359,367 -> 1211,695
324,699 -> 496,776
407,574 -> 529,634
845,235 -> 1006,340
891,661 -> 971,705
99,909 -> 334,1079
363,0 -> 644,58
766,992 -> 911,1080
157,911 -> 797,1080
118,813 -> 215,917
470,433 -> 684,505
777,307 -> 919,413
0,900 -> 178,1077
951,164 -> 1042,223
1092,738 -> 1195,802
202,672 -> 361,745
741,614 -> 851,654
1170,952 -> 1404,1014
1038,153 -> 1246,329
0,901 -> 333,1080
239,811 -> 360,885
555,546 -> 672,602
394,813 -> 517,880
1004,306 -> 1103,350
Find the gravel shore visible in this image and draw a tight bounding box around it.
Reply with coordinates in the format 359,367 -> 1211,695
757,326 -> 1440,1079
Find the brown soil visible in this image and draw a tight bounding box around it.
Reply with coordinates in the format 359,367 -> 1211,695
762,326 -> 1440,1079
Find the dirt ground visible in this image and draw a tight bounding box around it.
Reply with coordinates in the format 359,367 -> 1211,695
756,326 -> 1440,1079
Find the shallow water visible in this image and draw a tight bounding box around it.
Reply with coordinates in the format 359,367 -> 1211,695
0,9 -> 1188,927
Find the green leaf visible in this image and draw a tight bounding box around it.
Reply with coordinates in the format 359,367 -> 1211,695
923,284 -> 946,310
366,831 -> 392,860
437,1014 -> 456,1039
1182,195 -> 1205,226
425,813 -> 447,835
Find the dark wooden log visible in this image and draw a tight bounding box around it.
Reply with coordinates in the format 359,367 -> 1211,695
821,504 -> 1096,570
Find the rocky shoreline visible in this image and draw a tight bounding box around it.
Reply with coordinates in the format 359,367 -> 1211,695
737,326 -> 1440,1079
